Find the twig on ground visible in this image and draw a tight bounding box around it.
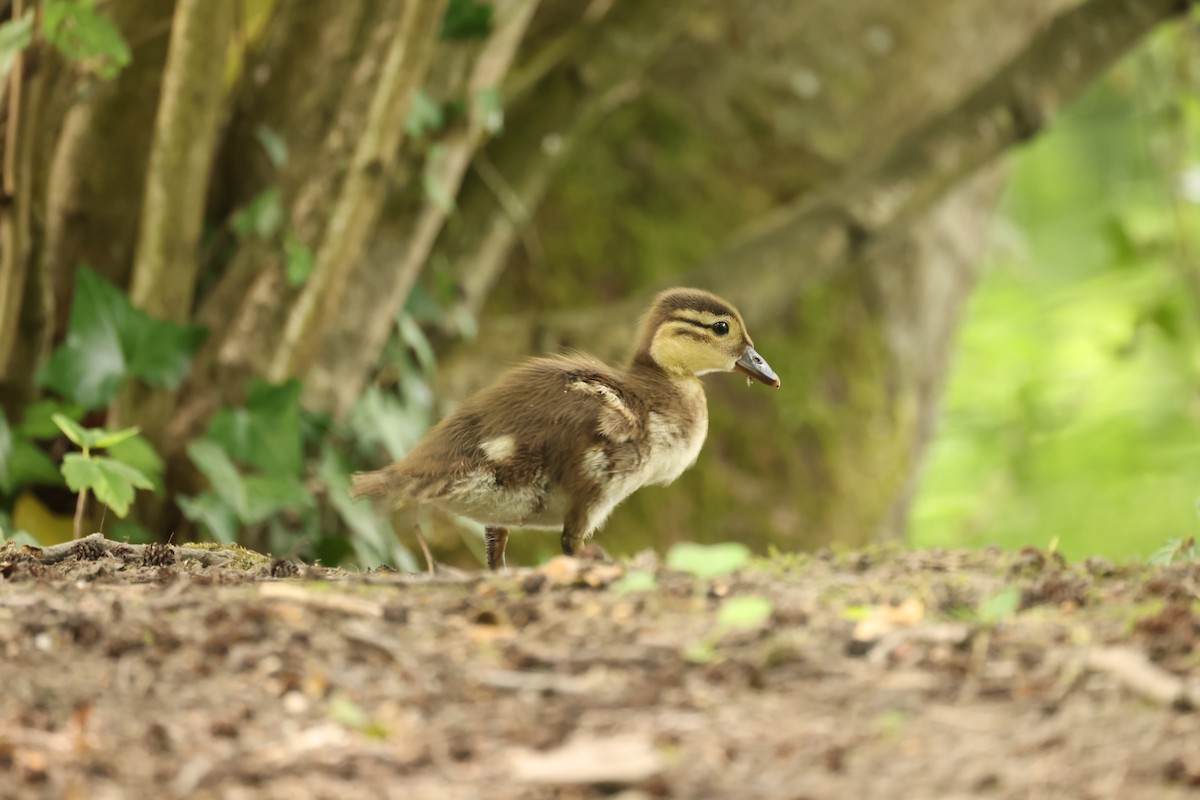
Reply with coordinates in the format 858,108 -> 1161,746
1087,646 -> 1198,711
22,532 -> 234,567
258,582 -> 385,618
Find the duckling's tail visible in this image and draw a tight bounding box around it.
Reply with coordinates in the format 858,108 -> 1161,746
350,467 -> 412,499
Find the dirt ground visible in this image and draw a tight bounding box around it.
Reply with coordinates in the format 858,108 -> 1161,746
1,536 -> 1199,800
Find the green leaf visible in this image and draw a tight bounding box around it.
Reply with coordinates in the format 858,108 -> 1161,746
666,541 -> 752,580
717,596 -> 773,630
88,425 -> 140,450
61,454 -> 150,518
125,321 -> 207,389
240,474 -> 311,524
440,0 -> 492,39
685,641 -> 716,664
611,570 -> 658,595
52,414 -> 90,448
255,125 -> 289,169
475,87 -> 503,135
206,379 -> 303,476
405,89 -> 444,138
16,400 -> 84,440
43,0 -> 131,80
977,587 -> 1022,627
0,11 -> 33,83
231,187 -> 284,240
283,232 -> 314,286
178,493 -> 239,544
328,694 -> 371,730
51,414 -> 138,451
0,414 -> 59,495
187,440 -> 247,517
108,435 -> 165,492
397,314 -> 436,375
39,268 -> 205,408
319,447 -> 416,571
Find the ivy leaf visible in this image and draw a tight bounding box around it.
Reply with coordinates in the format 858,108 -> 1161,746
126,320 -> 207,389
206,380 -> 303,476
666,541 -> 752,580
186,440 -> 247,518
61,454 -> 151,517
283,232 -> 314,286
178,493 -> 239,544
0,413 -> 61,493
231,188 -> 284,240
43,0 -> 131,80
440,0 -> 492,39
39,268 -> 205,408
405,89 -> 444,138
255,125 -> 289,169
241,474 -> 311,523
16,400 -> 84,440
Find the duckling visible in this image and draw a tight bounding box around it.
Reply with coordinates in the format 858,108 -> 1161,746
351,287 -> 780,569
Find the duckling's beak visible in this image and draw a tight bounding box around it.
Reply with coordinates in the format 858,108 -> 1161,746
735,346 -> 780,388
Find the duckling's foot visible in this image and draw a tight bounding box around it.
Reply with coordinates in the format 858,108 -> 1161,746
485,526 -> 509,571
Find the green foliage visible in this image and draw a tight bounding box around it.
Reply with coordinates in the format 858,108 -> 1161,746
52,416 -> 154,520
232,188 -> 285,241
666,541 -> 752,580
440,0 -> 492,40
976,587 -> 1022,627
406,89 -> 444,139
476,87 -> 503,135
61,454 -> 152,518
39,268 -> 206,409
611,570 -> 658,595
254,125 -> 289,169
1149,536 -> 1199,566
283,232 -> 314,287
180,382 -> 313,544
0,11 -> 33,83
912,31 -> 1200,561
717,595 -> 774,630
42,0 -> 131,80
0,411 -> 60,494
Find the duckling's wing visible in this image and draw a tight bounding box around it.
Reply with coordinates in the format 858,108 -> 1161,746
565,373 -> 642,444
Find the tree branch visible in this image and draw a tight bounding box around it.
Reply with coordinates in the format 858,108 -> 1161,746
268,0 -> 449,383
442,0 -> 1194,382
303,0 -> 542,414
115,0 -> 235,442
0,0 -> 27,383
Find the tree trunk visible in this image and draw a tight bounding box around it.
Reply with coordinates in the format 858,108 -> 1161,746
117,0 -> 236,443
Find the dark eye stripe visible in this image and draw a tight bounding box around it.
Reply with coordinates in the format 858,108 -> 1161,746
670,315 -> 729,331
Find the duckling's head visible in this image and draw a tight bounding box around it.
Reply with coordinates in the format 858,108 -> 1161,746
635,288 -> 780,387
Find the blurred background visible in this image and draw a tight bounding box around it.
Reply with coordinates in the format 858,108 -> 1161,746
0,0 -> 1196,567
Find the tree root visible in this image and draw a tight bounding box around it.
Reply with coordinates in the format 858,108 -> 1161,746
19,532 -> 234,567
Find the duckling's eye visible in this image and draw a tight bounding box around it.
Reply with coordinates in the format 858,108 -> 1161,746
711,321 -> 730,336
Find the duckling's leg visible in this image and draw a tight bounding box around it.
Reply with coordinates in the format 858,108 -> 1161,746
484,526 -> 509,570
560,507 -> 588,558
